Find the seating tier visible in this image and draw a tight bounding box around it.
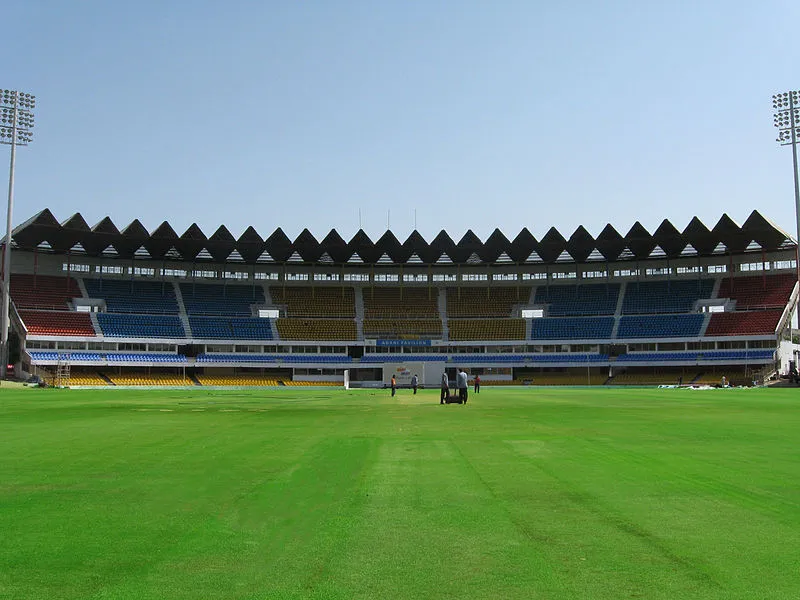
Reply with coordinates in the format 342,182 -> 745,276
363,288 -> 438,318
107,373 -> 194,386
616,350 -> 773,362
622,280 -> 714,314
527,372 -> 609,385
180,283 -> 265,316
617,314 -> 704,338
84,279 -> 179,314
446,287 -> 530,317
449,318 -> 526,341
529,316 -> 614,340
718,274 -> 796,309
364,319 -> 442,337
705,310 -> 782,336
197,374 -> 281,386
270,287 -> 355,317
19,310 -> 96,336
97,314 -> 185,338
361,354 -> 446,362
534,284 -> 620,316
67,372 -> 108,386
189,317 -> 273,340
11,274 -> 81,310
197,354 -> 350,363
275,318 -> 357,340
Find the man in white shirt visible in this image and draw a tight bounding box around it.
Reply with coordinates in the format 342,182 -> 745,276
456,369 -> 468,404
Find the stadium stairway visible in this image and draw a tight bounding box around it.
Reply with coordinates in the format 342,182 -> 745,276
98,372 -> 115,385
711,277 -> 723,300
173,283 -> 193,337
269,318 -> 279,340
614,282 -> 627,315
262,283 -> 274,305
438,292 -> 449,341
610,316 -> 621,338
89,311 -> 103,336
179,313 -> 192,337
608,283 -> 626,339
698,312 -> 712,336
76,278 -> 89,301
354,287 -> 365,340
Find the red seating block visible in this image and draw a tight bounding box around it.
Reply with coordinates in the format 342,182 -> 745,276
706,310 -> 782,336
19,310 -> 96,336
718,274 -> 796,310
11,274 -> 82,310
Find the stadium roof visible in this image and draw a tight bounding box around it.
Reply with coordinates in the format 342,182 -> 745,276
10,209 -> 795,266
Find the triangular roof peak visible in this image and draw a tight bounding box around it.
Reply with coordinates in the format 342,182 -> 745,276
91,217 -> 120,236
209,225 -> 235,242
61,213 -> 90,231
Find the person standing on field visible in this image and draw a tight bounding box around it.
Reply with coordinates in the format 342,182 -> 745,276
456,368 -> 468,404
391,374 -> 397,397
411,374 -> 418,394
440,371 -> 449,404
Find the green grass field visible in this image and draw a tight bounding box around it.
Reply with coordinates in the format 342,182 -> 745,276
1,386 -> 798,599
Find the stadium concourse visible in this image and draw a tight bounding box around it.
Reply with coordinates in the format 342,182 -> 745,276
5,208 -> 798,388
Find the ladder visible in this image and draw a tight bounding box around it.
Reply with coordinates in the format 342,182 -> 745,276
55,353 -> 71,388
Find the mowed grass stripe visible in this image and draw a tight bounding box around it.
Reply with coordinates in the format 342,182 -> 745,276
0,387 -> 799,599
454,436 -> 722,599
319,438 -> 562,599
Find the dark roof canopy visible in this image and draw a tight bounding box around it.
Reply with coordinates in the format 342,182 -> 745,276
10,209 -> 795,266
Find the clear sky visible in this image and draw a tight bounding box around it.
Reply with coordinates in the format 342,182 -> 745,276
4,1 -> 800,244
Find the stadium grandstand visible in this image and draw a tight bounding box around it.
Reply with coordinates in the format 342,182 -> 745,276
6,208 -> 798,387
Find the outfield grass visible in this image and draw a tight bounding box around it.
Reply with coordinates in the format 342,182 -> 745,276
0,386 -> 798,599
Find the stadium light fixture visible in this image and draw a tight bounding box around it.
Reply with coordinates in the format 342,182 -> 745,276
774,92 -> 800,268
0,89 -> 35,379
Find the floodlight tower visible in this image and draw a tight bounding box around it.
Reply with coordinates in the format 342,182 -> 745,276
0,89 -> 35,378
773,91 -> 800,283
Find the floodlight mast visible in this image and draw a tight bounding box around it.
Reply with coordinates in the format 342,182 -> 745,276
774,92 -> 800,283
0,89 -> 35,379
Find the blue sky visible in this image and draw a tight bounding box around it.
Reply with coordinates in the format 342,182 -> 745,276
4,1 -> 800,243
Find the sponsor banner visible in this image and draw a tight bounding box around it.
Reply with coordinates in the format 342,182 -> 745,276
376,339 -> 432,347
383,362 -> 426,386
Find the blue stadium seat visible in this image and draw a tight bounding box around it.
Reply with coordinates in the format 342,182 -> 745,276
84,279 -> 179,314
621,280 -> 714,315
534,284 -> 620,316
617,314 -> 704,338
197,353 -> 351,364
361,354 -> 447,362
530,317 -> 614,340
180,283 -> 265,317
189,316 -> 273,340
97,313 -> 185,338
